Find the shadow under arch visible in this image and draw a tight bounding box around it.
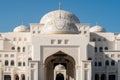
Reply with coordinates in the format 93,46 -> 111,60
45,51 -> 76,80
56,73 -> 64,80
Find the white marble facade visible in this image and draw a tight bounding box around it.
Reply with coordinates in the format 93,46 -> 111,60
0,9 -> 119,80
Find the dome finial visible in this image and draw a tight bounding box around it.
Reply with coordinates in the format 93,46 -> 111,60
96,22 -> 98,26
59,2 -> 62,10
21,21 -> 24,25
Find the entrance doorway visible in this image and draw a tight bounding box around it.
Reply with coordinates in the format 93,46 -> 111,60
4,75 -> 11,80
109,75 -> 115,80
45,51 -> 75,80
56,73 -> 64,80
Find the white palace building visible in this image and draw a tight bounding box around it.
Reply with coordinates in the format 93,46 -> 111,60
0,8 -> 120,80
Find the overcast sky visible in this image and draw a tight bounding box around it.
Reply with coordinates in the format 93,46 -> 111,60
0,0 -> 120,33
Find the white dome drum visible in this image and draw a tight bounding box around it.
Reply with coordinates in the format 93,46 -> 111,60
40,10 -> 80,34
40,10 -> 80,24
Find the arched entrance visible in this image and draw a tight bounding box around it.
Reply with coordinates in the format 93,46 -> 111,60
56,73 -> 64,80
95,74 -> 99,80
45,51 -> 75,80
4,75 -> 11,80
15,74 -> 19,80
109,75 -> 115,80
21,74 -> 25,80
101,74 -> 106,80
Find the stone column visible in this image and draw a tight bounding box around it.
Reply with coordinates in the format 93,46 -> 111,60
11,68 -> 14,80
25,68 -> 29,80
34,62 -> 38,80
11,74 -> 14,80
0,68 -> 2,80
118,61 -> 120,80
19,74 -> 22,80
105,67 -> 108,80
82,60 -> 92,80
29,61 -> 39,80
75,65 -> 80,80
39,63 -> 44,80
0,62 -> 2,80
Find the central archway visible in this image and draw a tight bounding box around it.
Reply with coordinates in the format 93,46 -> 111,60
45,51 -> 75,80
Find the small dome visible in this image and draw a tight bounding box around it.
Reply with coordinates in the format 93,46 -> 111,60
26,27 -> 30,32
117,34 -> 120,37
55,64 -> 65,70
40,10 -> 79,34
90,25 -> 106,32
13,25 -> 26,32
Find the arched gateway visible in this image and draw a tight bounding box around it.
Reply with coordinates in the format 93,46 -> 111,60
45,51 -> 75,80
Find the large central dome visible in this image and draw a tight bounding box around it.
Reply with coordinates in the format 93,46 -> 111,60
40,10 -> 80,34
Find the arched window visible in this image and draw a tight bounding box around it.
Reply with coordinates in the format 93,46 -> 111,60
23,47 -> 25,52
93,38 -> 96,41
98,38 -> 101,41
33,31 -> 35,34
95,47 -> 97,52
103,38 -> 106,41
19,38 -> 21,41
94,62 -> 97,66
98,61 -> 102,66
101,74 -> 106,80
4,75 -> 11,80
23,62 -> 25,66
88,58 -> 92,60
18,62 -> 21,66
109,75 -> 116,80
17,47 -> 21,52
15,74 -> 19,80
11,47 -> 15,50
38,31 -> 40,33
99,47 -> 103,52
105,60 -> 109,66
104,47 -> 108,50
5,60 -> 9,66
11,60 -> 14,66
24,38 -> 27,41
111,60 -> 115,66
95,74 -> 99,80
28,58 -> 32,61
22,74 -> 25,80
13,37 -> 16,41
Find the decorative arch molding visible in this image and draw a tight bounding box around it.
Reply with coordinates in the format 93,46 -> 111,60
44,50 -> 76,80
44,51 -> 75,65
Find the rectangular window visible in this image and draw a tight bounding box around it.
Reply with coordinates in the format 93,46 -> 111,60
5,54 -> 8,58
111,54 -> 115,58
58,40 -> 62,44
118,54 -> 120,58
51,40 -> 55,44
13,37 -> 16,41
64,40 -> 69,44
10,54 -> 14,58
23,62 -> 25,66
